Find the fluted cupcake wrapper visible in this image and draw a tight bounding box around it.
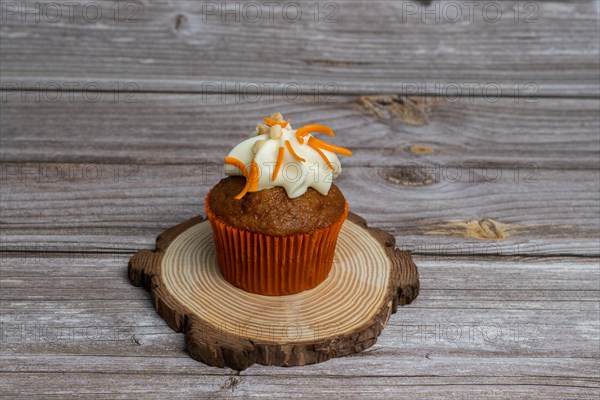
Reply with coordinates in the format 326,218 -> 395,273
205,196 -> 349,296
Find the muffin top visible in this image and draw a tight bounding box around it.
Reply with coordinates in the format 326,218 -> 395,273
208,176 -> 347,236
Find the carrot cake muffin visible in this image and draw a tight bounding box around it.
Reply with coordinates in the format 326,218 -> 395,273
205,113 -> 352,295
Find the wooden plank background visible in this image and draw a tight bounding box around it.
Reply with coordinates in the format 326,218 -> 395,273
1,0 -> 599,398
1,95 -> 599,255
1,0 -> 599,96
2,254 -> 599,399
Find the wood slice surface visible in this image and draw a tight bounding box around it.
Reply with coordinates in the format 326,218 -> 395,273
128,212 -> 419,370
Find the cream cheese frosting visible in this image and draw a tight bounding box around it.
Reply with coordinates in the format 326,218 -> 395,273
224,113 -> 352,199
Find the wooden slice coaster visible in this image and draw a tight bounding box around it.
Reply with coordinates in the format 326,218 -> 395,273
129,212 -> 419,370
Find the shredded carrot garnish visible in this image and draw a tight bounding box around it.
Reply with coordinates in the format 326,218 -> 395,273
308,137 -> 353,156
248,160 -> 260,191
235,160 -> 260,200
264,118 -> 290,128
295,124 -> 335,144
308,140 -> 335,171
235,182 -> 249,200
285,140 -> 305,162
224,156 -> 248,177
272,146 -> 285,181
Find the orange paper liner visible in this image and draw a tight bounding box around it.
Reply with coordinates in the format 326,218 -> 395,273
205,196 -> 349,296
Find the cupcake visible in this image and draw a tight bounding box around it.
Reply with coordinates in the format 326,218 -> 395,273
206,113 -> 352,295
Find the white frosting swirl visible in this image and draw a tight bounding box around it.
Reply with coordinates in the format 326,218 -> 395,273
225,122 -> 342,199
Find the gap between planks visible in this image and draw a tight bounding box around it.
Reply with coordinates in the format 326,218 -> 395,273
2,87 -> 599,101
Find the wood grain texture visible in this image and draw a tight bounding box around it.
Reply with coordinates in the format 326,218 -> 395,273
1,164 -> 598,255
1,94 -> 599,168
1,371 -> 598,400
1,1 -> 598,96
1,253 -> 598,399
127,212 -> 419,369
2,0 -> 599,395
2,94 -> 598,258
